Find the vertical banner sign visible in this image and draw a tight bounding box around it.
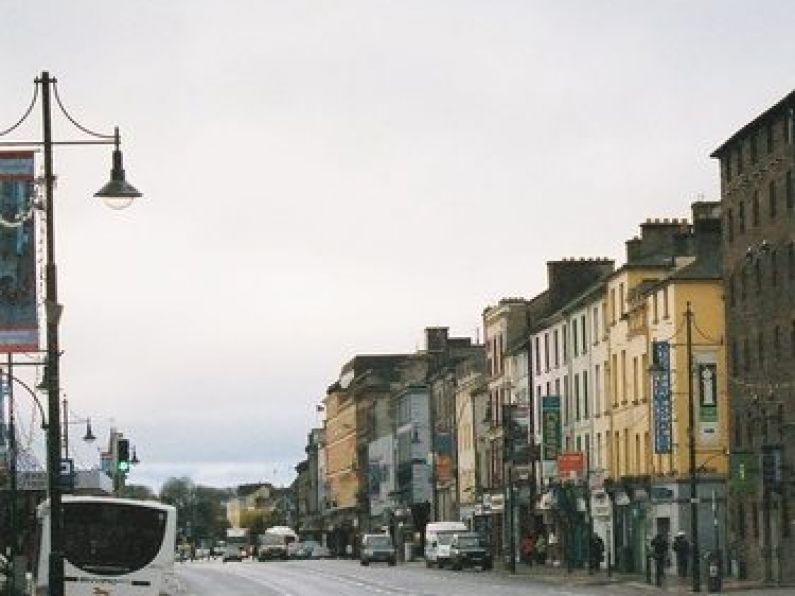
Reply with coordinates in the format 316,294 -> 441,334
0,373 -> 6,464
0,152 -> 38,352
542,395 -> 561,461
434,432 -> 454,484
698,362 -> 719,444
502,403 -> 532,466
652,341 -> 672,454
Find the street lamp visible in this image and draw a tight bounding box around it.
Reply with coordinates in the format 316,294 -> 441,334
0,71 -> 141,596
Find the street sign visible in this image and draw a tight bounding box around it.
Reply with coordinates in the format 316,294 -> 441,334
58,457 -> 75,492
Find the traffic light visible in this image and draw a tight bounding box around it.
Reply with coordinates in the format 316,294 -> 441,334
117,438 -> 130,474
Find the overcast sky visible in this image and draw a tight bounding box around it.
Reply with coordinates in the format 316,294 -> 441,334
2,1 -> 793,491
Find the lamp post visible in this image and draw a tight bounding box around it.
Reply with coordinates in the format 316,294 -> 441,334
686,302 -> 701,593
0,71 -> 141,596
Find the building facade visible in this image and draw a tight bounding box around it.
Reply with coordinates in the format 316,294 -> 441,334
712,92 -> 795,584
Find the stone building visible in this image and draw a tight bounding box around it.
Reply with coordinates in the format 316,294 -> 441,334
711,92 -> 795,584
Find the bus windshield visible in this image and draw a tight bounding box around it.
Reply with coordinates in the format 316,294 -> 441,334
63,501 -> 168,575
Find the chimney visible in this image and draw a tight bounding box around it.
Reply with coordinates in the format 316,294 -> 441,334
546,258 -> 615,310
425,327 -> 449,354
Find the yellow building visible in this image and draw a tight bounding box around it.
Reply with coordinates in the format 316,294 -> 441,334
603,204 -> 729,573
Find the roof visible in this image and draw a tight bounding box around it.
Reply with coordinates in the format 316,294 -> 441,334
710,90 -> 795,158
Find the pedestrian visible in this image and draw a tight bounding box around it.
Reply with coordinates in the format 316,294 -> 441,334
651,531 -> 669,586
590,534 -> 605,572
535,533 -> 547,565
520,534 -> 534,566
672,532 -> 690,578
547,531 -> 559,566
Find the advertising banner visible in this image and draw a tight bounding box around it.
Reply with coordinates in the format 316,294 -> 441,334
698,361 -> 719,445
542,395 -> 561,461
652,341 -> 672,454
503,403 -> 532,465
0,152 -> 38,352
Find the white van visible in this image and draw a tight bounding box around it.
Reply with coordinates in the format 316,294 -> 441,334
424,521 -> 468,568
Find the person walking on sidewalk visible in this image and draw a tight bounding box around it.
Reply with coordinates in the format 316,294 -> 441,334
651,531 -> 669,587
672,532 -> 690,577
520,534 -> 535,566
535,533 -> 547,565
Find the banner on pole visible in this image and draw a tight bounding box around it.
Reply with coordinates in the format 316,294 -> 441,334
652,341 -> 672,454
542,395 -> 561,461
0,152 -> 38,352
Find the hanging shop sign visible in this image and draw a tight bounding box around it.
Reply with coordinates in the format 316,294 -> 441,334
542,395 -> 562,461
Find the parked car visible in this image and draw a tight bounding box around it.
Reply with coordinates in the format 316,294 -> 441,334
448,532 -> 492,571
299,540 -> 331,559
360,534 -> 396,566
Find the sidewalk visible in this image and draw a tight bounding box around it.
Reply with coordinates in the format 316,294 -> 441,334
492,562 -> 778,593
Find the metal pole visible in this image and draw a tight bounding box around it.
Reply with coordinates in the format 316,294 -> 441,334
508,463 -> 516,573
687,303 -> 700,592
62,397 -> 68,458
7,361 -> 18,596
40,69 -> 65,596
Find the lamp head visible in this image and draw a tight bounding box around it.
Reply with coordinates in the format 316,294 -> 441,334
83,418 -> 96,443
95,129 -> 142,209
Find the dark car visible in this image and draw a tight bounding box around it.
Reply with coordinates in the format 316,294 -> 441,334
448,532 -> 492,571
360,534 -> 396,566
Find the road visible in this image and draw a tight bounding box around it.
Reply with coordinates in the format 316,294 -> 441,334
175,558 -> 593,596
176,558 -> 795,596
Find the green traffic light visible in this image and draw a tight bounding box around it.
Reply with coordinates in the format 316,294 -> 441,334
118,461 -> 130,474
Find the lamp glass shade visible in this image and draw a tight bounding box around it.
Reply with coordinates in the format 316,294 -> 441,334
94,148 -> 142,210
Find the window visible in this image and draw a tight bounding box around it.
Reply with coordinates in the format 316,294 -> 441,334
767,121 -> 775,153
725,156 -> 732,181
738,201 -> 746,233
731,339 -> 739,376
574,373 -> 580,421
752,502 -> 759,538
553,329 -> 559,368
544,333 -> 550,372
769,180 -> 777,218
737,502 -> 746,539
791,321 -> 795,358
789,242 -> 795,281
562,323 -> 568,362
662,287 -> 669,319
787,171 -> 794,210
741,267 -> 748,301
750,132 -> 758,164
572,322 -> 578,358
610,288 -> 616,325
620,350 -> 627,403
593,306 -> 599,345
726,208 -> 734,242
583,371 -> 589,419
619,283 -> 625,316
729,273 -> 736,307
787,112 -> 792,144
735,413 -> 742,447
581,316 -> 587,354
595,364 -> 601,415
632,357 -> 639,403
535,337 -> 541,375
653,292 -> 659,322
752,191 -> 760,226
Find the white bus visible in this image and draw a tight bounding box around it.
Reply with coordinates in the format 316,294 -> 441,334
35,495 -> 177,596
256,526 -> 298,561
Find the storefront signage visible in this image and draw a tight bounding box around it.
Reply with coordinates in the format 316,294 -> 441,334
558,452 -> 585,479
